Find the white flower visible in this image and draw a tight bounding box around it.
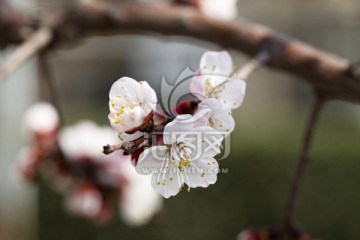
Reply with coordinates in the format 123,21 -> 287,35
23,102 -> 59,134
65,183 -> 104,219
199,0 -> 238,21
190,51 -> 246,109
108,77 -> 157,133
195,98 -> 235,134
117,158 -> 163,226
136,114 -> 223,198
16,147 -> 39,183
59,121 -> 119,163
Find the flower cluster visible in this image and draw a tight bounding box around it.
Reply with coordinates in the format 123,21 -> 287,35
17,103 -> 162,225
107,51 -> 246,198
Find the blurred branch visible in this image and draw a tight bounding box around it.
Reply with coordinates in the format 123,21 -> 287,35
0,27 -> 52,80
38,52 -> 63,124
281,95 -> 325,239
233,51 -> 270,80
0,0 -> 360,103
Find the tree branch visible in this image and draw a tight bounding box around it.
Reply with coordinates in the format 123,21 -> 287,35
0,0 -> 360,103
0,27 -> 52,80
233,51 -> 270,80
38,51 -> 64,124
281,95 -> 325,239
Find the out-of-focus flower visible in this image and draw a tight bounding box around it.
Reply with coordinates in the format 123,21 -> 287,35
237,228 -> 315,240
23,102 -> 59,136
117,158 -> 163,226
190,51 -> 246,109
108,77 -> 157,134
199,0 -> 238,21
65,182 -> 112,222
195,98 -> 235,134
136,114 -> 223,198
59,121 -> 118,163
58,120 -> 162,224
16,147 -> 41,183
17,103 -> 60,184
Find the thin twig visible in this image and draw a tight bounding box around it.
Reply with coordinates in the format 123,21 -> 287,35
38,51 -> 63,124
103,136 -> 148,155
233,51 -> 270,80
281,95 -> 325,239
0,27 -> 52,81
103,144 -> 122,155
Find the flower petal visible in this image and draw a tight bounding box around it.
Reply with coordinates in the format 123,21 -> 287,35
185,157 -> 219,188
200,0 -> 238,21
136,146 -> 167,175
151,171 -> 182,198
195,126 -> 224,158
163,114 -> 196,144
210,79 -> 246,109
197,98 -> 235,133
200,51 -> 233,76
109,77 -> 142,101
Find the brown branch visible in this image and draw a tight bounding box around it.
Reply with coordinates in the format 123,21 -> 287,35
281,95 -> 325,239
0,0 -> 360,103
38,51 -> 64,124
0,27 -> 52,80
103,144 -> 122,155
103,136 -> 147,155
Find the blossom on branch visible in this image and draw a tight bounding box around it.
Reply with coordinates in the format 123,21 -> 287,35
23,102 -> 60,136
59,121 -> 119,163
136,114 -> 223,198
190,51 -> 246,109
195,98 -> 235,134
108,77 -> 157,134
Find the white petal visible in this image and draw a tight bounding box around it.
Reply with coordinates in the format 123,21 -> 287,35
197,98 -> 235,133
109,77 -> 142,101
59,121 -> 119,162
163,114 -> 196,144
185,157 -> 219,188
200,51 -> 233,76
190,73 -> 230,99
120,163 -> 162,226
139,81 -> 157,108
200,0 -> 238,21
191,127 -> 224,160
136,146 -> 168,175
210,79 -> 246,109
189,72 -> 206,99
23,102 -> 59,134
193,107 -> 212,127
151,172 -> 182,198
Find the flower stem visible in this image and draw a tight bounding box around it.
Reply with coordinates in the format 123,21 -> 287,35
233,51 -> 270,80
103,144 -> 122,155
103,136 -> 148,155
280,96 -> 325,239
38,51 -> 63,124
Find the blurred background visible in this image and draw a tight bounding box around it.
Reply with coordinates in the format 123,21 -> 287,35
1,0 -> 360,239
